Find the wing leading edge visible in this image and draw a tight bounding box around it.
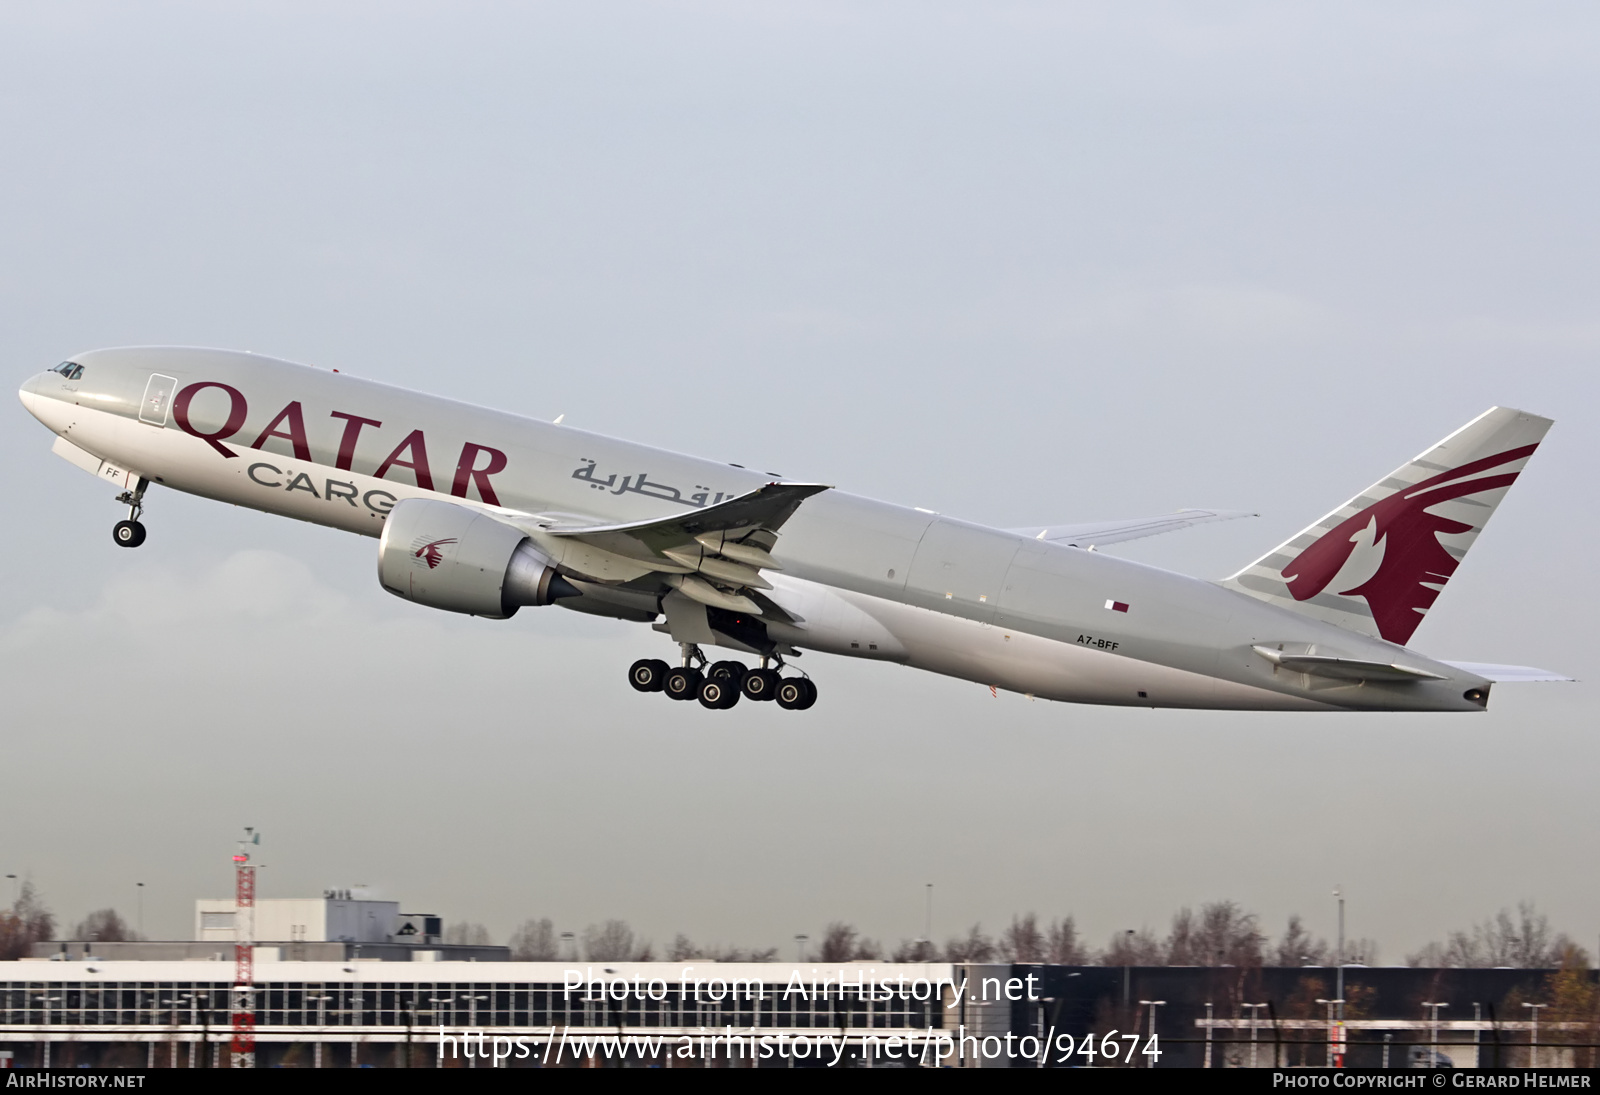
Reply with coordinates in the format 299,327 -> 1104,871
530,481 -> 830,616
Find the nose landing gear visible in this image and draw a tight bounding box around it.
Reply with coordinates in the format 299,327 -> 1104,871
112,479 -> 148,548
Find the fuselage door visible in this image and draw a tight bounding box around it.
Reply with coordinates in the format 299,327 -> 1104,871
139,373 -> 178,427
140,376 -> 179,429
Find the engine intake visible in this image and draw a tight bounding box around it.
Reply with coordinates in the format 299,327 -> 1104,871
377,498 -> 578,618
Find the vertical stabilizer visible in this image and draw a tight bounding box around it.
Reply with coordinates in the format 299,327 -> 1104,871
1221,407 -> 1552,645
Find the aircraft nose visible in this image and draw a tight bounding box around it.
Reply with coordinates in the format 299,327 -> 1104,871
18,371 -> 43,415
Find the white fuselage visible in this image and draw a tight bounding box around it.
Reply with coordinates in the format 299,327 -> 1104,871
19,347 -> 1493,712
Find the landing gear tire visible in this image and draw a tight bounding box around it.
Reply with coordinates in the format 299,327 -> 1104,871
742,668 -> 781,702
708,660 -> 747,686
776,678 -> 816,711
629,658 -> 670,693
698,678 -> 740,709
112,520 -> 146,548
664,667 -> 703,701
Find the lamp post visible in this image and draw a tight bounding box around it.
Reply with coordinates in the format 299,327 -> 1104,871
795,935 -> 808,963
1422,1001 -> 1449,1067
1524,1003 -> 1547,1068
344,963 -> 363,1068
5,875 -> 17,906
34,993 -> 60,1068
1121,930 -> 1135,1009
402,998 -> 415,1069
1138,1000 -> 1165,1068
1242,1003 -> 1268,1068
428,994 -> 454,1068
137,882 -> 145,939
1203,1002 -> 1214,1069
1316,998 -> 1345,1068
200,987 -> 212,1068
165,994 -> 195,1068
1332,885 -> 1345,1022
186,992 -> 200,1068
462,994 -> 488,1068
307,993 -> 333,1069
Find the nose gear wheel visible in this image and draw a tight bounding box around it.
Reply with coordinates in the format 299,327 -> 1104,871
112,479 -> 149,549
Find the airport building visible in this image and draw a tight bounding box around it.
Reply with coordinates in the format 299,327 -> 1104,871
0,959 -> 969,1068
1,891 -> 1589,1068
0,956 -> 1587,1068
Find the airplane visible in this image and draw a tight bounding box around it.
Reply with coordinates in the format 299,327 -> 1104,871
18,346 -> 1569,712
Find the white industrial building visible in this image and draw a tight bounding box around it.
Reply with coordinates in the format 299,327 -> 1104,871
194,891 -> 429,947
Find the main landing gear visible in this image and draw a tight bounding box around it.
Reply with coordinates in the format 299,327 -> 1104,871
112,480 -> 148,548
628,644 -> 817,711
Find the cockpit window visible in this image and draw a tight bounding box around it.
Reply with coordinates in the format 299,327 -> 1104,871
51,361 -> 85,381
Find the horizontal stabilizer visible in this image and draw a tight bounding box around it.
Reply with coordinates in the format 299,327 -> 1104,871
1252,645 -> 1445,682
1440,661 -> 1574,683
1010,508 -> 1255,548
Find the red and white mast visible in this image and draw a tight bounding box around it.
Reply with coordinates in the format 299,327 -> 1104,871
230,827 -> 259,1068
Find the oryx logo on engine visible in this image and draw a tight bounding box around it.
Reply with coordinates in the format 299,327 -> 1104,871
413,538 -> 457,569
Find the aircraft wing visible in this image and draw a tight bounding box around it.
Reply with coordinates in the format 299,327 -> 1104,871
1439,661 -> 1575,683
1009,508 -> 1255,548
541,481 -> 830,557
531,481 -> 831,616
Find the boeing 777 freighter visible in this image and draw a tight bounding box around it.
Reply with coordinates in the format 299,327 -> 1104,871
19,347 -> 1568,712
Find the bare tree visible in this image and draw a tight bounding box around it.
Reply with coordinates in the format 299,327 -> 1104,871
1101,927 -> 1163,966
1165,907 -> 1200,964
1046,917 -> 1090,964
891,938 -> 939,962
509,918 -> 557,960
584,920 -> 640,961
1406,903 -> 1577,968
72,908 -> 139,943
711,944 -> 778,961
818,923 -> 859,962
942,924 -> 997,963
1484,904 -> 1574,968
814,922 -> 879,961
445,922 -> 491,946
998,914 -> 1047,962
1405,941 -> 1449,968
1344,936 -> 1382,966
667,934 -> 775,961
1272,914 -> 1328,967
1160,902 -> 1261,966
1201,901 -> 1263,966
0,882 -> 55,960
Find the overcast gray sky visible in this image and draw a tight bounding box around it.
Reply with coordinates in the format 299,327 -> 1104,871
2,2 -> 1596,961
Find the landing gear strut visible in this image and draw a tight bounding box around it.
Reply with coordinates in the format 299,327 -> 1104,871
112,480 -> 148,548
626,647 -> 817,711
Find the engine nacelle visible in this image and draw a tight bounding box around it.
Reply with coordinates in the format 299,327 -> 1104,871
377,498 -> 578,618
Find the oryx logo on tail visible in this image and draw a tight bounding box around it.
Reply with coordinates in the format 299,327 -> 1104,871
1221,406 -> 1552,645
1279,446 -> 1535,644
